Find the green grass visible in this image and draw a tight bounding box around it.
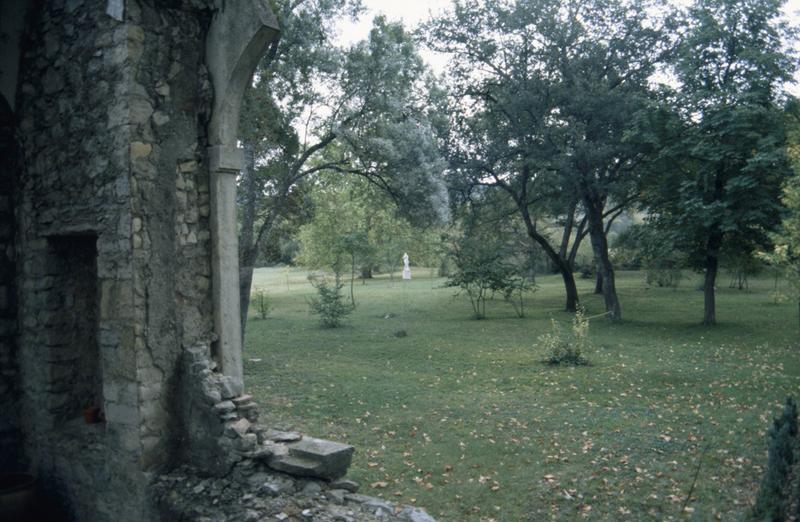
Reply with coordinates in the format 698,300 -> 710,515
244,268 -> 800,521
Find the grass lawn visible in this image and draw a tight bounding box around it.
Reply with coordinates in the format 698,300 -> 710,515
244,267 -> 800,521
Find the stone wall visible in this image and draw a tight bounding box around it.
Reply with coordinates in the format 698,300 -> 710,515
12,1 -> 215,519
127,0 -> 216,472
14,2 -> 143,518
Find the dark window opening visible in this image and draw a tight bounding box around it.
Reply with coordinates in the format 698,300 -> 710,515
45,234 -> 102,424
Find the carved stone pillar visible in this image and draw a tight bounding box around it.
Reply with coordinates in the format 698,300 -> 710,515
205,1 -> 279,392
208,145 -> 245,391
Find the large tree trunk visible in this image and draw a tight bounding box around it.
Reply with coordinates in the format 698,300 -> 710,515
238,143 -> 258,341
585,195 -> 621,321
702,231 -> 723,326
703,255 -> 718,326
594,265 -> 603,294
519,204 -> 579,312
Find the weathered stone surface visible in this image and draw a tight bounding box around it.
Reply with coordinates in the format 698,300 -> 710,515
398,507 -> 438,522
326,489 -> 348,505
264,429 -> 303,443
268,437 -> 354,481
154,463 -> 436,522
225,418 -> 251,438
218,376 -> 239,399
214,400 -> 236,414
330,479 -> 359,493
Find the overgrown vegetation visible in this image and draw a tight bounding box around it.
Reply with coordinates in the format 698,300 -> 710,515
539,307 -> 590,366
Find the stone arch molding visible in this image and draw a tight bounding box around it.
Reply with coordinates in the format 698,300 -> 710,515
206,0 -> 279,393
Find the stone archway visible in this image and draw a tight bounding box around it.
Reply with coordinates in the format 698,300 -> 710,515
205,1 -> 279,395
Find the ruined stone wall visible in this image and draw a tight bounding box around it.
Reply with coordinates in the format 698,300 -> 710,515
126,0 -> 215,472
13,1 -> 215,519
14,2 -> 144,519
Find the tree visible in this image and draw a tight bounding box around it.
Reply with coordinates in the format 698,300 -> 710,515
649,0 -> 796,325
426,0 -> 673,318
760,106 -> 800,326
296,174 -> 440,299
238,10 -> 445,336
444,224 -> 534,320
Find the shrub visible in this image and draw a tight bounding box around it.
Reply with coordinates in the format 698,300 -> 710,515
748,397 -> 798,521
307,275 -> 353,328
540,308 -> 590,366
252,287 -> 272,320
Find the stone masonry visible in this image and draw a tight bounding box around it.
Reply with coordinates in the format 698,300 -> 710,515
0,1 -> 437,520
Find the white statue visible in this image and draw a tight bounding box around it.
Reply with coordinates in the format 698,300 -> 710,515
402,252 -> 411,280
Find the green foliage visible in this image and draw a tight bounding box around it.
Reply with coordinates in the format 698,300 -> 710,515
540,308 -> 590,366
614,225 -> 687,288
296,175 -> 443,279
307,275 -> 353,328
238,6 -> 446,334
759,115 -> 800,323
426,0 -> 675,318
644,0 -> 796,324
748,397 -> 798,522
444,229 -> 535,320
252,287 -> 272,320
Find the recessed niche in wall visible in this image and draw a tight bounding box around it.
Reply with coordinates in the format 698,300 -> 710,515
45,234 -> 102,425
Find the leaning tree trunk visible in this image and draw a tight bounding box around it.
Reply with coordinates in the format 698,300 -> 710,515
585,196 -> 621,321
520,204 -> 579,312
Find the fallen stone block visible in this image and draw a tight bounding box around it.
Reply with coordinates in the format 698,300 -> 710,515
268,436 -> 354,481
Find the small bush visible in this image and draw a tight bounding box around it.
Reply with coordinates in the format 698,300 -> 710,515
540,308 -> 590,366
645,267 -> 683,288
252,287 -> 272,320
308,275 -> 353,328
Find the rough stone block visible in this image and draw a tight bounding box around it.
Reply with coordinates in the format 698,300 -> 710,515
224,417 -> 251,438
398,507 -> 438,522
268,437 -> 354,481
236,433 -> 257,452
218,376 -> 239,399
330,479 -> 359,493
213,400 -> 235,414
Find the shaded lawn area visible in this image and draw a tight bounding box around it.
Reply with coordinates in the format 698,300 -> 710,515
244,268 -> 800,521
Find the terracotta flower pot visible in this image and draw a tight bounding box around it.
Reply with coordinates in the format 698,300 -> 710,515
83,406 -> 103,424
